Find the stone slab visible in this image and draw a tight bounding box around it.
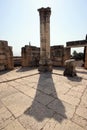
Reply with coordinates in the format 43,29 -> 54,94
58,94 -> 80,106
35,91 -> 55,105
76,106 -> 87,120
0,83 -> 18,99
72,114 -> 87,129
42,114 -> 84,130
1,92 -> 33,118
0,68 -> 87,130
11,82 -> 40,99
47,99 -> 75,119
18,101 -> 54,130
4,120 -> 26,130
0,107 -> 14,129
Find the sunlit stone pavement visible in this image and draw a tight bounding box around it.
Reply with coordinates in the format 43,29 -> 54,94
0,67 -> 87,130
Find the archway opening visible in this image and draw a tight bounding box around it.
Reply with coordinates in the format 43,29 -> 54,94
71,47 -> 84,67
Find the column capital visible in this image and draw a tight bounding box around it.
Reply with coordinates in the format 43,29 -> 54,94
38,7 -> 51,16
38,7 -> 51,23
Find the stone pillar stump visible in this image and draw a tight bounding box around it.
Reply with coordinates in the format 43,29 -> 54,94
63,59 -> 77,77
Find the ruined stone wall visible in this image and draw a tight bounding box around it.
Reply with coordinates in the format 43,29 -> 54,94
63,47 -> 71,65
66,37 -> 87,69
66,40 -> 87,47
21,45 -> 65,67
13,56 -> 22,67
22,45 -> 31,67
84,46 -> 87,69
51,45 -> 64,66
0,40 -> 14,71
21,45 -> 40,67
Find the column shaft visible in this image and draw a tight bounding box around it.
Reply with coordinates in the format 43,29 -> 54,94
38,7 -> 52,72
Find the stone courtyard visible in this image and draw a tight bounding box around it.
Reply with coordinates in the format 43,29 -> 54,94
0,67 -> 87,130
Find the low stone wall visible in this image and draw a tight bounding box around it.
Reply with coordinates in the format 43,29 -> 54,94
84,46 -> 87,69
21,45 -> 40,67
21,45 -> 68,67
51,45 -> 64,66
13,56 -> 22,67
0,40 -> 14,71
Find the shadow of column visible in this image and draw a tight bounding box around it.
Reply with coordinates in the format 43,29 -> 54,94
24,72 -> 67,122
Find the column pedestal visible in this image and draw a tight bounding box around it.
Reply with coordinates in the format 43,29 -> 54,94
38,59 -> 52,72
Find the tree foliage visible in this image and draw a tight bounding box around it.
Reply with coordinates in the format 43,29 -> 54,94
72,50 -> 84,60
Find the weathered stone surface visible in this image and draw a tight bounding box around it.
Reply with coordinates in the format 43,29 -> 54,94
42,114 -> 84,130
0,40 -> 14,71
1,92 -> 33,118
35,92 -> 55,105
38,7 -> 52,72
0,107 -> 14,129
47,99 -> 75,119
18,101 -> 54,130
21,44 -> 69,68
63,59 -> 77,77
71,85 -> 86,93
0,68 -> 87,130
53,82 -> 72,95
58,94 -> 80,106
84,46 -> 87,69
76,104 -> 87,120
75,88 -> 87,120
0,83 -> 18,99
4,120 -> 26,130
51,45 -> 65,66
21,45 -> 40,67
63,47 -> 71,64
14,83 -> 40,98
65,89 -> 82,98
72,114 -> 87,129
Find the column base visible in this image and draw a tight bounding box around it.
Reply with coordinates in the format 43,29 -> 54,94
38,59 -> 52,72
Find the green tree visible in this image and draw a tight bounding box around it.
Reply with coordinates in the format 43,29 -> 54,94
72,50 -> 84,60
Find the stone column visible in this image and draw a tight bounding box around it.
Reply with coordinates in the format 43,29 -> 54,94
38,7 -> 52,72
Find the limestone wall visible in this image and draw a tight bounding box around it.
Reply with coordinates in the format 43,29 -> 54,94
13,56 -> 22,67
84,46 -> 87,69
51,45 -> 64,66
0,40 -> 14,71
21,45 -> 65,67
21,45 -> 40,67
63,47 -> 71,65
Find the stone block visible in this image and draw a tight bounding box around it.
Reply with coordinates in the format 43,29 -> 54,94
4,120 -> 26,130
42,114 -> 84,130
1,92 -> 33,118
18,101 -> 54,130
0,40 -> 13,71
47,99 -> 75,119
63,59 -> 77,77
0,107 -> 14,129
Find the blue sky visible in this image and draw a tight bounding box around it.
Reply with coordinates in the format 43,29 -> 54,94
0,0 -> 87,56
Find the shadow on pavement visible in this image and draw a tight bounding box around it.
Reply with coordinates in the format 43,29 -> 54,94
76,70 -> 87,75
16,67 -> 37,72
67,75 -> 82,82
0,70 -> 11,75
24,72 -> 67,122
53,67 -> 64,71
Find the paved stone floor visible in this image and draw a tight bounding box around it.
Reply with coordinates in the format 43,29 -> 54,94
0,67 -> 87,130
